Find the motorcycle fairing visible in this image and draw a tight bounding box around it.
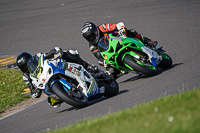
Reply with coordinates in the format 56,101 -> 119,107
86,78 -> 101,97
99,34 -> 161,70
141,47 -> 160,67
30,55 -> 103,98
29,54 -> 45,79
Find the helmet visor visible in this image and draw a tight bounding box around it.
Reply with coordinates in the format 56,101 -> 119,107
27,57 -> 39,73
20,63 -> 29,73
84,27 -> 99,44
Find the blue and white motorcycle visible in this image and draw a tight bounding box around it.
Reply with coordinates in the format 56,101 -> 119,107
27,54 -> 119,108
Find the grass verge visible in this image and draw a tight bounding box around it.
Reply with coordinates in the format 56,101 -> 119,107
0,68 -> 30,114
46,88 -> 200,133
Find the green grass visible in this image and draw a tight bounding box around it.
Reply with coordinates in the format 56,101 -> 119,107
46,88 -> 200,133
0,68 -> 199,133
0,68 -> 31,114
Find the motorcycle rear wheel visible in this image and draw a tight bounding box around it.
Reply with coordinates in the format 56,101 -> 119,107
51,82 -> 88,108
123,55 -> 159,76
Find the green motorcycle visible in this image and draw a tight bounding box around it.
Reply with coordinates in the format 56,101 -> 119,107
98,34 -> 172,76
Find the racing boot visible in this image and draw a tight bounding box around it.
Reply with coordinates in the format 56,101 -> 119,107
47,96 -> 63,108
106,67 -> 128,80
146,39 -> 158,48
143,36 -> 158,48
86,64 -> 98,73
126,29 -> 157,48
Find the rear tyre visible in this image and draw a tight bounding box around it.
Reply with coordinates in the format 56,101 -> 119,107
51,82 -> 88,108
123,55 -> 158,76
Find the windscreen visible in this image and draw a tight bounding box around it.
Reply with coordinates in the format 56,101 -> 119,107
98,35 -> 109,52
27,56 -> 39,73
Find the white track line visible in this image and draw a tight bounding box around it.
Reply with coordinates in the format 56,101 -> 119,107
0,97 -> 46,121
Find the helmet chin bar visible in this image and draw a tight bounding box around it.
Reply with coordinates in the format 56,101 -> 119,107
92,36 -> 99,44
91,28 -> 100,44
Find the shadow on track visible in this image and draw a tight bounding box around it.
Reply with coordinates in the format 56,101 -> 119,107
120,63 -> 182,83
55,63 -> 182,114
170,63 -> 182,69
56,89 -> 129,114
88,89 -> 129,105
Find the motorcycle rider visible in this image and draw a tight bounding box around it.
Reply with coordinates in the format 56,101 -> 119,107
81,21 -> 158,79
16,47 -> 98,108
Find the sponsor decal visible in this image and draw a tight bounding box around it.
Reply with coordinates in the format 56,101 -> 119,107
102,24 -> 106,30
42,78 -> 46,82
89,45 -> 95,51
67,65 -> 81,76
82,27 -> 90,33
68,66 -> 73,72
76,71 -> 81,76
88,78 -> 95,94
96,72 -> 104,77
63,62 -> 68,70
17,57 -> 24,63
100,86 -> 105,93
104,56 -> 107,60
89,82 -> 98,95
81,24 -> 92,34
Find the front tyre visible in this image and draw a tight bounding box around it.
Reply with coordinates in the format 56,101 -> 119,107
123,55 -> 159,76
158,53 -> 172,69
51,82 -> 88,108
98,77 -> 119,98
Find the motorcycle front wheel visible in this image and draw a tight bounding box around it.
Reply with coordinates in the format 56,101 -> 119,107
123,54 -> 159,76
51,82 -> 88,108
98,76 -> 119,98
158,53 -> 172,69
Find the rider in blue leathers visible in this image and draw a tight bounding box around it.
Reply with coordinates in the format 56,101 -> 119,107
16,47 -> 98,108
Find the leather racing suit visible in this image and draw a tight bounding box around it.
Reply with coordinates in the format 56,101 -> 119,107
22,47 -> 97,107
89,23 -> 157,79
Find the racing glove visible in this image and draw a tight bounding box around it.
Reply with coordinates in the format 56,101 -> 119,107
45,47 -> 63,60
116,22 -> 126,30
98,60 -> 108,67
142,36 -> 158,47
28,83 -> 42,98
147,40 -> 158,47
116,22 -> 127,36
118,28 -> 126,36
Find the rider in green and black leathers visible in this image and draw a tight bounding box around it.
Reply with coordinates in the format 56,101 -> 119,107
81,22 -> 158,79
16,47 -> 98,108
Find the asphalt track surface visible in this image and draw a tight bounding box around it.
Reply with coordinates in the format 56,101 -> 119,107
0,0 -> 200,132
